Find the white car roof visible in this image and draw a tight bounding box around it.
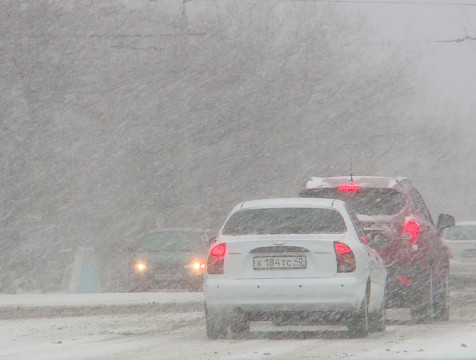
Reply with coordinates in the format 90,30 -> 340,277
454,221 -> 476,226
238,198 -> 341,210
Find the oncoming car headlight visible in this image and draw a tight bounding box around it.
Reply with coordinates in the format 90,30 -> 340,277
188,260 -> 206,273
135,261 -> 147,272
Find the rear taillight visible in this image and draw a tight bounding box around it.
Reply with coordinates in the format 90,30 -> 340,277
338,185 -> 360,192
396,275 -> 413,286
334,242 -> 356,273
207,243 -> 226,274
403,220 -> 420,244
210,243 -> 226,258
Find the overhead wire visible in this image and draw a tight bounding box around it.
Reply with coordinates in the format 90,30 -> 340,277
188,0 -> 476,7
279,0 -> 476,6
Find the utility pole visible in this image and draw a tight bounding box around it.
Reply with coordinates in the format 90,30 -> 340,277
181,0 -> 190,29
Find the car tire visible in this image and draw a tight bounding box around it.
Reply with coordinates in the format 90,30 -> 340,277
229,312 -> 250,338
368,301 -> 386,333
205,307 -> 228,339
410,271 -> 434,323
347,294 -> 369,338
433,267 -> 450,321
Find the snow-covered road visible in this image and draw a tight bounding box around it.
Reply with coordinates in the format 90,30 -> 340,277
1,286 -> 476,360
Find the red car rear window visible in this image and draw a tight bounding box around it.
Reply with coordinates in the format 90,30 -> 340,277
300,188 -> 406,216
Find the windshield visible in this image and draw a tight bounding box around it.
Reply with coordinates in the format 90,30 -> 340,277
139,231 -> 205,252
222,208 -> 346,235
444,225 -> 476,241
300,188 -> 406,216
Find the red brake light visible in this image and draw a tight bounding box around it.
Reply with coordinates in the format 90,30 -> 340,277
335,242 -> 351,254
208,243 -> 226,274
403,220 -> 420,243
334,242 -> 356,272
338,185 -> 360,192
210,243 -> 226,258
396,275 -> 413,286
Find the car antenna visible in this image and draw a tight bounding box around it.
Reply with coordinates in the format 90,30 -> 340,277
350,158 -> 354,182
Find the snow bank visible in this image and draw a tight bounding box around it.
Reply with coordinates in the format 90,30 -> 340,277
0,292 -> 203,308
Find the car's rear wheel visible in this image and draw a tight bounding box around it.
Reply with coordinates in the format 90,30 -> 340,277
205,307 -> 228,339
410,271 -> 434,323
368,298 -> 386,332
347,294 -> 369,338
433,267 -> 450,321
229,312 -> 250,338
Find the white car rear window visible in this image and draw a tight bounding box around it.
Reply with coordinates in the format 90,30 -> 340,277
445,225 -> 476,241
222,208 -> 347,235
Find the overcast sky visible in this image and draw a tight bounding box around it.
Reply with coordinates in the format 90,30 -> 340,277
338,0 -> 476,130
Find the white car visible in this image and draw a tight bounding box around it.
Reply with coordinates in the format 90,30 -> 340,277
204,198 -> 387,339
442,221 -> 476,278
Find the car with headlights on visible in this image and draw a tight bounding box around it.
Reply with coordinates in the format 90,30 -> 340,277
442,221 -> 476,279
204,198 -> 387,339
129,228 -> 208,291
300,176 -> 455,322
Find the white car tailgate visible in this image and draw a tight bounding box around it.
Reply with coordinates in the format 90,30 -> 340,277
223,235 -> 343,279
446,239 -> 476,262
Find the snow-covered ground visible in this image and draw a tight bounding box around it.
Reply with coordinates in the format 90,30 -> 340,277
0,292 -> 202,308
1,289 -> 476,360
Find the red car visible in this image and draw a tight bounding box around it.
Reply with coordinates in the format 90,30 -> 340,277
300,176 -> 455,322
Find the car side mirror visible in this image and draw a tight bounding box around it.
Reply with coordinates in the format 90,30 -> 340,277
208,237 -> 217,248
437,213 -> 455,234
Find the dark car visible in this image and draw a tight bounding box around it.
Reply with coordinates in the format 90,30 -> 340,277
300,176 -> 455,322
128,228 -> 208,292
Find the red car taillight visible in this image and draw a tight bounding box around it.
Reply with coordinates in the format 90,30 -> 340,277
396,275 -> 413,286
207,243 -> 226,274
334,242 -> 356,273
403,220 -> 420,244
338,185 -> 360,192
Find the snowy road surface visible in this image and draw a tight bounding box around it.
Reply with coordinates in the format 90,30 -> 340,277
1,285 -> 476,360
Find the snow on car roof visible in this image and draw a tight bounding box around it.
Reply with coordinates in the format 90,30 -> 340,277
454,221 -> 476,226
146,228 -> 205,234
304,176 -> 410,190
238,197 -> 340,210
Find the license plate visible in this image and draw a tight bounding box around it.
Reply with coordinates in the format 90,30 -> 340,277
462,249 -> 476,258
253,256 -> 306,270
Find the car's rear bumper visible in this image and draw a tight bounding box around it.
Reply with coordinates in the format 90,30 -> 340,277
204,276 -> 365,313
